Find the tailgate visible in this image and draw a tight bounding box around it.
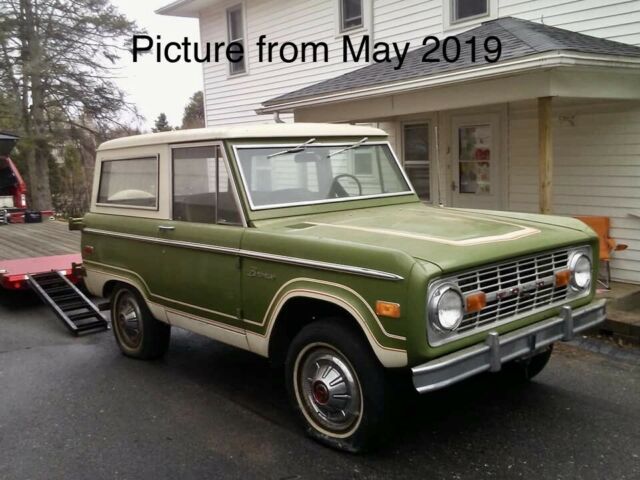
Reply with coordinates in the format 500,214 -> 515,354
0,196 -> 14,208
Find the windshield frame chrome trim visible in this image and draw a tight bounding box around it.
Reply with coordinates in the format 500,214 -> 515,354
231,141 -> 416,211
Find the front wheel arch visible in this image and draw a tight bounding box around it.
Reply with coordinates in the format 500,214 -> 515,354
267,294 -> 406,369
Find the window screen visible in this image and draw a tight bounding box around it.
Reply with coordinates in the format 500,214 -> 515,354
341,0 -> 363,31
227,5 -> 246,75
403,124 -> 430,202
97,157 -> 158,208
453,0 -> 488,22
172,146 -> 242,225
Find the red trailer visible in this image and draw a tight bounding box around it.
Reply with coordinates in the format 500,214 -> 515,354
0,133 -> 107,335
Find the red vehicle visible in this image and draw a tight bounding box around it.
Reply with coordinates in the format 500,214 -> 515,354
0,132 -> 28,211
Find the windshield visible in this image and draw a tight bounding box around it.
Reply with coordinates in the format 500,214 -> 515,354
235,143 -> 413,209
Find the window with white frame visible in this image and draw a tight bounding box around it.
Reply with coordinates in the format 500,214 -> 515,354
403,124 -> 431,202
172,145 -> 242,225
97,157 -> 158,208
451,0 -> 489,23
340,0 -> 363,32
226,4 -> 246,75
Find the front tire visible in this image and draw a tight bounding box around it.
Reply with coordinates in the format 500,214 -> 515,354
111,285 -> 171,360
285,319 -> 387,453
502,344 -> 553,382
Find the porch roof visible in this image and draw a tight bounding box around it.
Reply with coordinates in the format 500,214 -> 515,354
156,0 -> 212,17
260,17 -> 640,114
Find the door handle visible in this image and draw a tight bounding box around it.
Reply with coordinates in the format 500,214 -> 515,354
451,181 -> 457,192
158,225 -> 175,232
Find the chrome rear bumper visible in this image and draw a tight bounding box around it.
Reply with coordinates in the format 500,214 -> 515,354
412,299 -> 606,393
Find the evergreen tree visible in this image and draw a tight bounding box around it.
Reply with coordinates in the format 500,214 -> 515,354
153,113 -> 173,133
0,0 -> 140,210
181,91 -> 205,129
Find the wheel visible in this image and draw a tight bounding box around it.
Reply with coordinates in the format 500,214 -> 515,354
111,285 -> 171,360
285,319 -> 387,453
502,344 -> 553,382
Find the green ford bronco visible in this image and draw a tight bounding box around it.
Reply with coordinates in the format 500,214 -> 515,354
77,123 -> 605,451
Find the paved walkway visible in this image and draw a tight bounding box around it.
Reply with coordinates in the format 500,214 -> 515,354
597,282 -> 640,343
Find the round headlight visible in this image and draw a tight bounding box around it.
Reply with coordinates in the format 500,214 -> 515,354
569,253 -> 592,290
430,285 -> 464,331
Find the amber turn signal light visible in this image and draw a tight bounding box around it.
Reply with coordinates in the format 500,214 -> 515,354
465,292 -> 487,313
375,301 -> 401,319
555,269 -> 572,287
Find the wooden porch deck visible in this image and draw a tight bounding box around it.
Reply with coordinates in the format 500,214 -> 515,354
0,220 -> 79,260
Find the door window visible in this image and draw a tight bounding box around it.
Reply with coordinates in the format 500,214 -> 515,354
172,145 -> 242,225
458,124 -> 492,195
403,124 -> 430,202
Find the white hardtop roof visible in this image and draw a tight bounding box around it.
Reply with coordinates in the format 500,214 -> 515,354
98,123 -> 387,152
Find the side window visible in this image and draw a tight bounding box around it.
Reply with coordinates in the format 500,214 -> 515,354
227,4 -> 246,75
340,0 -> 363,32
97,157 -> 158,208
172,145 -> 242,225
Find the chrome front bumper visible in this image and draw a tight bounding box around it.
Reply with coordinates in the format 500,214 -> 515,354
412,299 -> 607,393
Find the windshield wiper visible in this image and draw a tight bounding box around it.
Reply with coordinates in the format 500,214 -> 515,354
326,137 -> 369,158
267,138 -> 316,158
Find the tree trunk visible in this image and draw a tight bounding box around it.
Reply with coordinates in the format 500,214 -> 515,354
21,0 -> 52,211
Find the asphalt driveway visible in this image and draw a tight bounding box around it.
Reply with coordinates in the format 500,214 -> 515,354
0,290 -> 638,480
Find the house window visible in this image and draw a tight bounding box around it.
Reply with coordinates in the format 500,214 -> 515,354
354,152 -> 374,176
227,4 -> 246,75
340,0 -> 363,32
403,124 -> 430,202
452,0 -> 488,23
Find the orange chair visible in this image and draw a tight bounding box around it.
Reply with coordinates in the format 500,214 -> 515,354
575,216 -> 628,289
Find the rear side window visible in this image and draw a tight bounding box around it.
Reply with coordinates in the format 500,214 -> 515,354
97,157 -> 158,208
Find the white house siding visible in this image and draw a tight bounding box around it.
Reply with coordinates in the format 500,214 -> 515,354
199,0 -> 363,126
499,0 -> 640,47
508,100 -> 640,284
199,0 -> 448,126
198,0 -> 640,127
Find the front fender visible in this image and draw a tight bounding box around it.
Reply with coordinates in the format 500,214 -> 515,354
246,277 -> 409,368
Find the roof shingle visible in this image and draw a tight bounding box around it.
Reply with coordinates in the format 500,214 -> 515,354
264,17 -> 640,107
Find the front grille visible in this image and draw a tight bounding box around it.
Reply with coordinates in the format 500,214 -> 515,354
454,249 -> 571,334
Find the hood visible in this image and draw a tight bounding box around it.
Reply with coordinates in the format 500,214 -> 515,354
254,203 -> 595,272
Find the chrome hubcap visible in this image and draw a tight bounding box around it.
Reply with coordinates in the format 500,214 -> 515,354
297,346 -> 362,434
115,292 -> 142,349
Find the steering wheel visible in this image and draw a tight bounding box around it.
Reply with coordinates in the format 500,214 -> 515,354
328,174 -> 363,198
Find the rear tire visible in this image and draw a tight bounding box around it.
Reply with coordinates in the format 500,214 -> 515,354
285,319 -> 388,453
111,285 -> 170,360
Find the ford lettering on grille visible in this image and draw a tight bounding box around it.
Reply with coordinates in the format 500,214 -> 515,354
455,249 -> 571,334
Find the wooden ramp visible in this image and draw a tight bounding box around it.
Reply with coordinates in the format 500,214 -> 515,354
0,220 -> 79,260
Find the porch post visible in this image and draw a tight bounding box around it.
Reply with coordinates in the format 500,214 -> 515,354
538,97 -> 553,214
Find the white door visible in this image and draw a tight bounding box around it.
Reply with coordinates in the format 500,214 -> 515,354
451,114 -> 501,210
